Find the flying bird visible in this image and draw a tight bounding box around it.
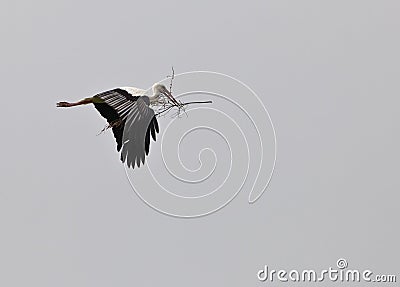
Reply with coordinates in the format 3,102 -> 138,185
57,83 -> 180,169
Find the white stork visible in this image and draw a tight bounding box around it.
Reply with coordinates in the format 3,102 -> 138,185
57,83 -> 180,169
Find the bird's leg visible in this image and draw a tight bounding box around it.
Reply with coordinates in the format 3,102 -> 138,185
56,97 -> 94,108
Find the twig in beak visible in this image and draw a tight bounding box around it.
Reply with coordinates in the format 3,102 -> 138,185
155,100 -> 212,117
169,66 -> 174,94
163,88 -> 181,107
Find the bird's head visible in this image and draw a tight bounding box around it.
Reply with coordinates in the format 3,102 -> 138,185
152,83 -> 180,105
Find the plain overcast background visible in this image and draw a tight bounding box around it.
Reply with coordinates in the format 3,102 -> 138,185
1,0 -> 399,286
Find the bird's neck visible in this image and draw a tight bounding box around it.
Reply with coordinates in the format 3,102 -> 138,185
148,92 -> 160,103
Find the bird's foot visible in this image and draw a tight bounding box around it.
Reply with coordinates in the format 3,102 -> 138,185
56,101 -> 72,107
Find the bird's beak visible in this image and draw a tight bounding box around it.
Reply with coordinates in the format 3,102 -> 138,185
162,88 -> 180,106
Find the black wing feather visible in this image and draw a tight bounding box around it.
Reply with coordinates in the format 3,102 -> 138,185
92,89 -> 159,169
145,126 -> 151,155
93,89 -> 140,152
93,102 -> 125,152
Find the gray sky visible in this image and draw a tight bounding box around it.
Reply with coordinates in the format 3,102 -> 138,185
0,0 -> 399,286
